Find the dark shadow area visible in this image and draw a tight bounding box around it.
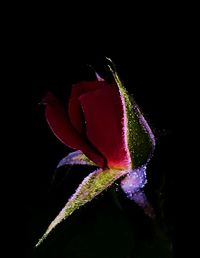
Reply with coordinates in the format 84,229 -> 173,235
9,15 -> 189,257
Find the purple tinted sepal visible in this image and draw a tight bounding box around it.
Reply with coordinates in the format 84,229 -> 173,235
129,190 -> 155,218
121,165 -> 147,193
57,150 -> 96,168
120,165 -> 155,218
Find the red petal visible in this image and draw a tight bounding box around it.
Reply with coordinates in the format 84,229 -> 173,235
79,86 -> 130,169
43,92 -> 105,167
68,81 -> 109,135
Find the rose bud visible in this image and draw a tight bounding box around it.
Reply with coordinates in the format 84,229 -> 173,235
36,59 -> 155,247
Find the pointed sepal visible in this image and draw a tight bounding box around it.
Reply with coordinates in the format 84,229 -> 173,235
56,150 -> 96,168
35,168 -> 128,247
107,58 -> 155,168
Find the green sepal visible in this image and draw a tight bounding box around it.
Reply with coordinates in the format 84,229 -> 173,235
35,168 -> 128,247
107,58 -> 155,168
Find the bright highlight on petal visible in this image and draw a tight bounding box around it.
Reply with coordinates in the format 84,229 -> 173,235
79,86 -> 130,169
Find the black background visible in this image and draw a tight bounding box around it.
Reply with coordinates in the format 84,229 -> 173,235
6,8 -> 194,258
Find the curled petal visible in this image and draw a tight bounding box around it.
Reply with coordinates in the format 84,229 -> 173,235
68,81 -> 109,135
79,86 -> 131,169
95,71 -> 104,81
43,92 -> 105,167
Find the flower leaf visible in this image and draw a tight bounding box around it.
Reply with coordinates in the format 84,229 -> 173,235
35,168 -> 128,247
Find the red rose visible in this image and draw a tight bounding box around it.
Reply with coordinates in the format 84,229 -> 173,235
43,80 -> 131,169
36,60 -> 155,247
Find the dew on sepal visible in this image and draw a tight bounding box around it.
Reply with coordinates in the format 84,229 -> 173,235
120,165 -> 147,196
120,166 -> 155,218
